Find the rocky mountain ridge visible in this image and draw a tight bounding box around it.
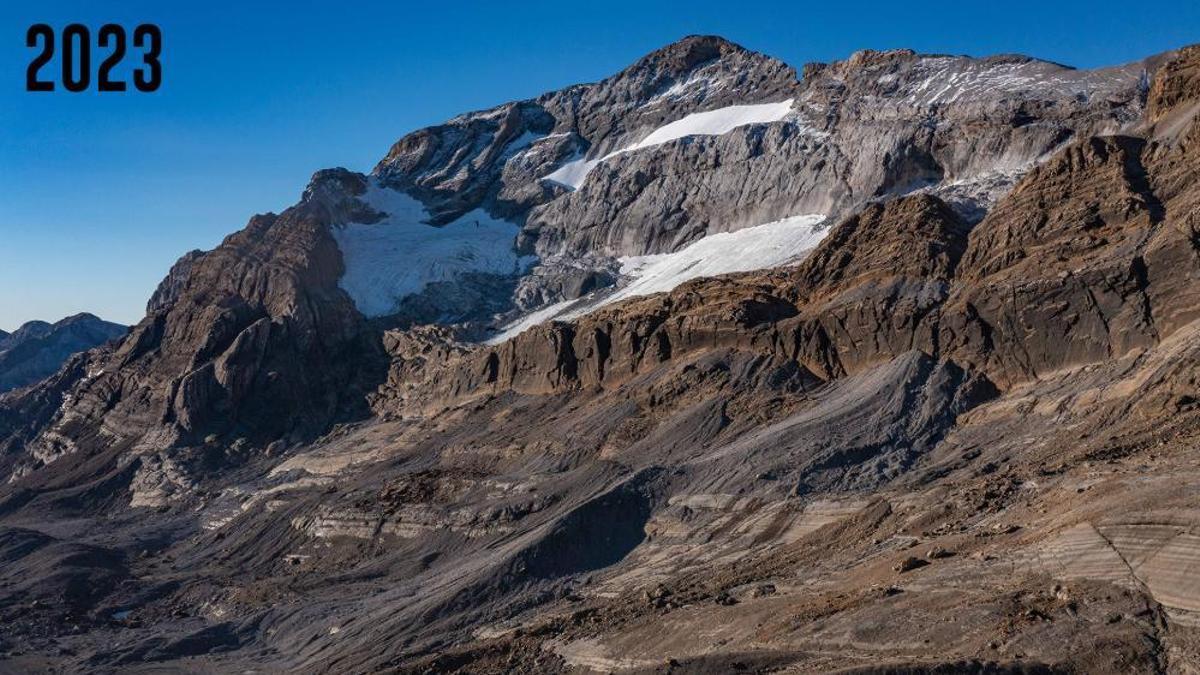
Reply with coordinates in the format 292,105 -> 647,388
0,313 -> 126,394
5,37 -> 1160,464
0,37 -> 1199,673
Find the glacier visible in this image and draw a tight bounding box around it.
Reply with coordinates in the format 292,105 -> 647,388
488,213 -> 825,343
542,99 -> 795,190
331,181 -> 531,318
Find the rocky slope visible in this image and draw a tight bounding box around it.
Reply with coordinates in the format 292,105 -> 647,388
1,38 -> 1200,674
0,314 -> 126,393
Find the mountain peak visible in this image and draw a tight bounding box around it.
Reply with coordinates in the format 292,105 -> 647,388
619,34 -> 784,83
55,312 -> 103,326
631,34 -> 746,69
8,320 -> 51,337
5,313 -> 119,339
0,313 -> 126,393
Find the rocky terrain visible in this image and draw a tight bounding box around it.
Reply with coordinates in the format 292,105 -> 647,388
0,314 -> 125,394
1,36 -> 1200,673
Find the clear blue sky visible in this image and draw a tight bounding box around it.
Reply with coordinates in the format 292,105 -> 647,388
2,0 -> 1197,331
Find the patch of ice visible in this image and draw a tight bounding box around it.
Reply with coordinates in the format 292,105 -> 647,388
487,213 -> 826,343
542,153 -> 601,190
540,99 -> 794,190
628,99 -> 794,150
332,181 -> 528,318
650,74 -> 729,102
503,130 -> 543,155
485,296 -> 584,345
610,214 -> 826,302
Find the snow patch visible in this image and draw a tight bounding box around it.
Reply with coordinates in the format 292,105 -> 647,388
332,181 -> 529,318
542,153 -> 601,190
488,214 -> 825,343
649,74 -> 729,103
610,214 -> 826,302
486,297 -> 585,345
503,130 -> 543,155
541,99 -> 794,190
627,99 -> 795,151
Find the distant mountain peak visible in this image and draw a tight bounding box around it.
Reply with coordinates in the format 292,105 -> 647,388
0,313 -> 126,393
55,312 -> 104,326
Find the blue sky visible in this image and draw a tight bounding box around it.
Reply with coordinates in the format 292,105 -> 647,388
2,1 -> 1197,331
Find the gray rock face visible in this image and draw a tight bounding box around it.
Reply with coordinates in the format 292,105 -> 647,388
533,34 -> 799,158
371,35 -> 798,226
0,314 -> 126,393
373,100 -> 560,222
1,39 -> 1200,674
146,249 -> 205,314
0,321 -> 54,351
525,50 -> 1152,260
332,38 -> 1159,329
0,37 -> 1171,465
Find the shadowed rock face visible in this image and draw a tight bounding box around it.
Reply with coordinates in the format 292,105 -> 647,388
2,39 -> 1200,674
0,169 -> 386,470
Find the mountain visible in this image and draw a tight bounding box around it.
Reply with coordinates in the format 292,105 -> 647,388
0,313 -> 126,393
1,36 -> 1199,672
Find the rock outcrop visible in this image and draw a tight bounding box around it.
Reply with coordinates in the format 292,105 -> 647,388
0,169 -> 386,472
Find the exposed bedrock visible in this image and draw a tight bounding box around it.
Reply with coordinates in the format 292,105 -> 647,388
0,38 -> 1169,477
374,36 -> 800,225
2,39 -> 1200,675
0,168 -> 387,472
523,46 -> 1150,259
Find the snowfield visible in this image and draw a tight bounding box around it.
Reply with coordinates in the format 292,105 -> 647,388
610,214 -> 826,301
628,99 -> 795,151
540,152 -> 600,190
542,99 -> 794,190
488,213 -> 826,343
332,181 -> 531,317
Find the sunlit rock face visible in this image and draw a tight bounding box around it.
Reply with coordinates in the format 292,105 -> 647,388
2,37 -> 1200,674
